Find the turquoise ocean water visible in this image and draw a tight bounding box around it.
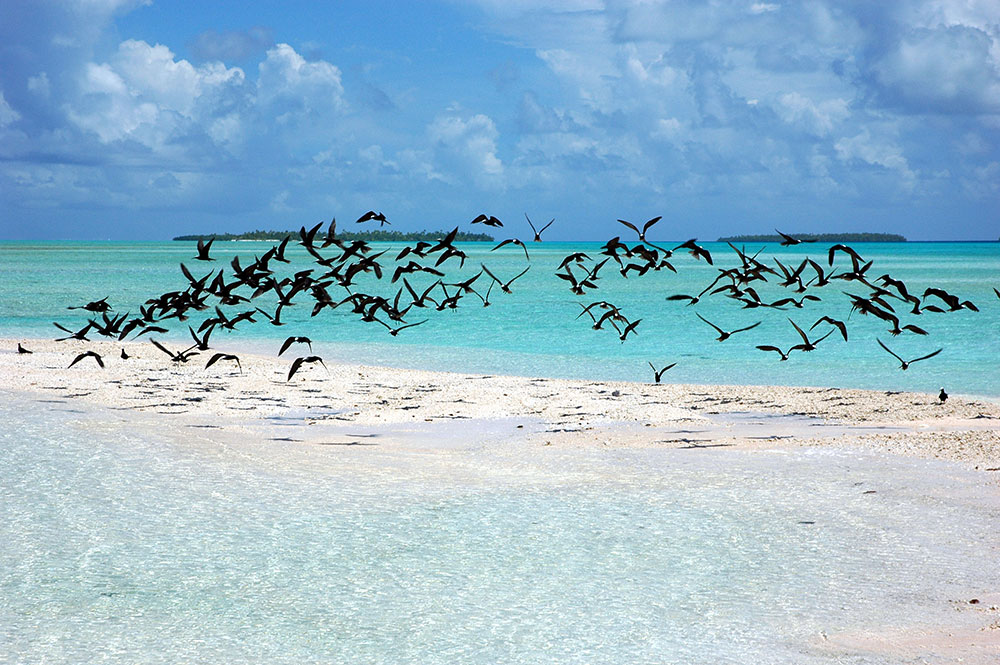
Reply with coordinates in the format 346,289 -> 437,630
1,394 -> 997,664
1,240 -> 998,395
2,240 -> 999,663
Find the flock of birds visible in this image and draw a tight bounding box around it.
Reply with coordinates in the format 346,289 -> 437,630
23,210 -> 995,400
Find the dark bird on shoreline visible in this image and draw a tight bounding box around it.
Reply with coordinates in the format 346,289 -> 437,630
775,230 -> 815,246
205,353 -> 242,373
696,314 -> 761,341
618,216 -> 661,242
194,238 -> 215,261
648,361 -> 676,383
121,348 -> 130,360
939,387 -> 948,403
471,214 -> 503,228
17,343 -> 31,354
756,345 -> 789,361
69,350 -> 104,368
356,210 -> 389,226
525,214 -> 553,242
876,338 -> 942,370
279,336 -> 312,356
287,355 -> 327,381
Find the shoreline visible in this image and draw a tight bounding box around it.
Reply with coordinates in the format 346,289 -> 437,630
4,335 -> 999,471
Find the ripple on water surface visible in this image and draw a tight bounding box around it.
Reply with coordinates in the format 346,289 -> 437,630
1,394 -> 998,664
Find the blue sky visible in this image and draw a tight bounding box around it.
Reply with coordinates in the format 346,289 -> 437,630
1,0 -> 998,240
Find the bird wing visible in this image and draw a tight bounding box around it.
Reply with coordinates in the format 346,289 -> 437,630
205,353 -> 224,369
732,321 -> 762,334
876,338 -> 904,363
150,339 -> 174,358
539,218 -> 555,233
696,313 -> 724,335
642,216 -> 662,234
788,318 -> 809,345
287,357 -> 305,381
524,214 -> 538,234
910,348 -> 943,364
617,219 -> 639,235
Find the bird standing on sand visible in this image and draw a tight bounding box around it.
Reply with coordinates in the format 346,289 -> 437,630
17,343 -> 32,354
939,388 -> 948,403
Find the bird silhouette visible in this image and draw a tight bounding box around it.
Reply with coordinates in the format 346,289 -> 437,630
756,345 -> 790,361
648,361 -> 677,383
525,214 -> 554,242
17,343 -> 31,354
876,339 -> 942,370
938,387 -> 948,403
696,314 -> 761,341
287,355 -> 327,381
205,352 -> 242,373
618,217 -> 662,242
194,237 -> 215,261
68,350 -> 104,368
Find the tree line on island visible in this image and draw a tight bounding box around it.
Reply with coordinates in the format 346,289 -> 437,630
174,228 -> 495,243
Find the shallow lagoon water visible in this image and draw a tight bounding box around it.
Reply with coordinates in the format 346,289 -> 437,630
2,394 -> 997,664
1,240 -> 998,395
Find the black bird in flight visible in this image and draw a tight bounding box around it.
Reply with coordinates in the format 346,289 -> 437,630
756,345 -> 790,361
376,318 -> 428,336
356,210 -> 389,226
775,230 -> 814,246
618,216 -> 662,242
491,237 -> 530,262
279,336 -> 313,356
525,214 -> 553,242
810,316 -> 848,342
788,318 -> 833,352
17,343 -> 31,354
68,350 -> 104,369
648,361 -> 676,383
195,237 -> 215,261
205,353 -> 242,374
696,314 -> 761,341
150,339 -> 199,363
53,321 -> 93,342
481,264 -> 530,294
876,339 -> 942,370
619,318 -> 642,342
287,355 -> 327,381
675,239 -> 713,265
68,297 -> 112,313
471,214 -> 503,228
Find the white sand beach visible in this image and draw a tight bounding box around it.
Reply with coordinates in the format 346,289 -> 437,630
4,337 -> 999,468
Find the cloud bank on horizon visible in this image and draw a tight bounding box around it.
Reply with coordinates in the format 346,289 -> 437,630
0,0 -> 997,240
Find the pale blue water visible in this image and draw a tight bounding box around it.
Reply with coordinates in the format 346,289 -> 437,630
1,394 -> 998,664
1,240 -> 998,395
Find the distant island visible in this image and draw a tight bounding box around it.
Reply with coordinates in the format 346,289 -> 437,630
173,228 -> 495,242
717,232 -> 907,243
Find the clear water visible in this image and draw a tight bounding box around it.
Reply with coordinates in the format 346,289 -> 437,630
1,394 -> 997,663
1,240 -> 998,395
